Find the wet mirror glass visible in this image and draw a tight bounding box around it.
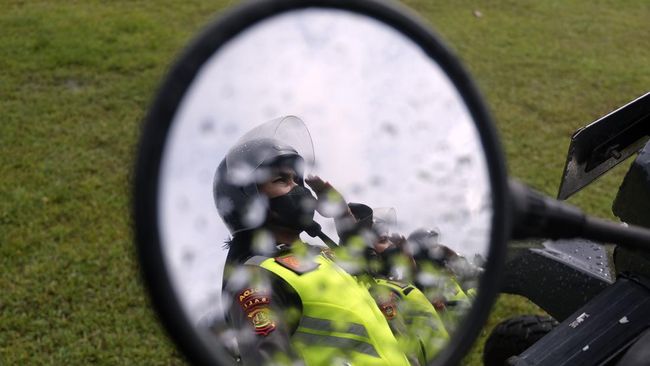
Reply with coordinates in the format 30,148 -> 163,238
154,7 -> 494,366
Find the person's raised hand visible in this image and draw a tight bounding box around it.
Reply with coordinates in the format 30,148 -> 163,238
305,174 -> 350,218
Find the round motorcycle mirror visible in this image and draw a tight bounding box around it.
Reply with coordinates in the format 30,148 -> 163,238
134,1 -> 509,365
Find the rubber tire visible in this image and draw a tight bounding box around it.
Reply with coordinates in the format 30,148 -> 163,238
483,315 -> 559,366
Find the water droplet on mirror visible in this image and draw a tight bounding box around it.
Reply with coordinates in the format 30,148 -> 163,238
350,184 -> 363,195
200,118 -> 215,134
217,328 -> 240,350
416,271 -> 439,287
318,199 -> 346,218
381,122 -> 398,136
456,155 -> 472,169
440,212 -> 456,223
235,327 -> 257,345
242,196 -> 267,228
216,197 -> 234,215
227,163 -> 255,185
417,170 -> 432,182
337,258 -> 362,274
369,176 -> 382,187
182,249 -> 195,265
252,230 -> 275,256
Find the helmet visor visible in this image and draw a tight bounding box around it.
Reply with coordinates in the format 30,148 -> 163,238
224,116 -> 315,185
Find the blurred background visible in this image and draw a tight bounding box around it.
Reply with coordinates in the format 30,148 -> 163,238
1,1 -> 648,364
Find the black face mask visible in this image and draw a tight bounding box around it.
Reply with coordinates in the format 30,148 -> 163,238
267,185 -> 317,232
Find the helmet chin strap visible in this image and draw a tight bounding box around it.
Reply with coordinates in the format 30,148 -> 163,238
304,221 -> 338,249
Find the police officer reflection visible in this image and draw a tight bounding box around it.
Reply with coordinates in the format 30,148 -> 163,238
215,116 -> 455,366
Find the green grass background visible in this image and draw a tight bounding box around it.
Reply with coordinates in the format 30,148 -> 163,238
1,0 -> 648,365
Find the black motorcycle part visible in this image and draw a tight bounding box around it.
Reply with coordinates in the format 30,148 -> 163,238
510,180 -> 650,253
614,246 -> 650,282
613,140 -> 650,229
616,328 -> 650,366
612,141 -> 650,280
558,92 -> 650,200
483,315 -> 558,366
507,275 -> 650,366
502,239 -> 612,321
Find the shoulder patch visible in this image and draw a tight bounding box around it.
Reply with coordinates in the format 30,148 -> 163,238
379,291 -> 399,320
238,288 -> 271,312
275,255 -> 319,274
237,288 -> 276,336
248,307 -> 276,336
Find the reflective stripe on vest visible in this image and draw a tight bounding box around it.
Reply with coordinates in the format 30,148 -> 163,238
294,332 -> 379,358
293,315 -> 379,357
298,315 -> 370,339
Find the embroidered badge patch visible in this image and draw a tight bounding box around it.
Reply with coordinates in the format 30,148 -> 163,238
238,288 -> 276,336
248,307 -> 276,336
379,292 -> 399,320
238,288 -> 271,311
380,302 -> 397,320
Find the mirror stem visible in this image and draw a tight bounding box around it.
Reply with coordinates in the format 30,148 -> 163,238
509,179 -> 650,251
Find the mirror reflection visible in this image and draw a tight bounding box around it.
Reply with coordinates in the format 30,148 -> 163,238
159,8 -> 491,365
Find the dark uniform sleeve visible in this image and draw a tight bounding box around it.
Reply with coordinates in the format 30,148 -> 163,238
225,265 -> 303,366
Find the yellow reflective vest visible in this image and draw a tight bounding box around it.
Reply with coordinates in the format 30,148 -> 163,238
416,261 -> 472,333
370,278 -> 449,365
253,251 -> 411,366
